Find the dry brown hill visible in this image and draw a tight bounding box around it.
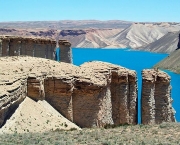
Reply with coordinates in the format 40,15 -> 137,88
154,49 -> 180,73
0,21 -> 180,52
138,31 -> 180,53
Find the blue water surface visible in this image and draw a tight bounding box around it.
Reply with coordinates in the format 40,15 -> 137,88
72,48 -> 180,123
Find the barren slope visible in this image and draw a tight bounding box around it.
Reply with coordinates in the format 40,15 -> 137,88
0,97 -> 80,134
111,24 -> 168,48
154,49 -> 180,73
138,31 -> 179,53
59,29 -> 123,48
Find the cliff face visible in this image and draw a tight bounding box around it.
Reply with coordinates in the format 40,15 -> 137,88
177,33 -> 180,49
0,61 -> 27,126
141,69 -> 175,124
0,57 -> 137,127
0,57 -> 176,128
0,36 -> 56,59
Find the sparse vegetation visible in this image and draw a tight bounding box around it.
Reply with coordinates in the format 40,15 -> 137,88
0,122 -> 180,144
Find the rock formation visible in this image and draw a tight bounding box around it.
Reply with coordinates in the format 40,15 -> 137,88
0,56 -> 137,128
177,33 -> 180,49
58,40 -> 72,63
141,69 -> 175,124
0,36 -> 56,59
0,36 -> 73,63
0,56 -> 176,128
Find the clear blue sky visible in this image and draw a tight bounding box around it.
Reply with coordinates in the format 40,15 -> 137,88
0,0 -> 179,22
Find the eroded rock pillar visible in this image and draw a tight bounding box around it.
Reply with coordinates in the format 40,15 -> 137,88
111,71 -> 129,125
128,71 -> 138,124
154,71 -> 175,123
58,40 -> 72,63
141,69 -> 175,124
141,69 -> 156,124
111,70 -> 137,125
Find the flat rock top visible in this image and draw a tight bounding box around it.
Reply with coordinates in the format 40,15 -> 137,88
142,69 -> 170,82
0,56 -> 136,95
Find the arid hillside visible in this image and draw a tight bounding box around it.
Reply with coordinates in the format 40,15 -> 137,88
0,21 -> 180,52
138,31 -> 180,53
154,49 -> 180,73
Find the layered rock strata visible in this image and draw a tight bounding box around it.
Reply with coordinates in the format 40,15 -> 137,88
0,56 -> 137,127
0,36 -> 56,59
141,69 -> 175,124
0,57 -> 175,128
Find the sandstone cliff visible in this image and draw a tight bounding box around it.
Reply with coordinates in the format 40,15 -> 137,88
0,36 -> 56,59
0,56 -> 176,129
0,56 -> 138,128
141,69 -> 175,124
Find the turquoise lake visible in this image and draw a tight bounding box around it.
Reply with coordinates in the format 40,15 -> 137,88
71,48 -> 180,123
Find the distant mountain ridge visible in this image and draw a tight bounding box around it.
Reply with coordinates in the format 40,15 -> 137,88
0,20 -> 132,29
0,20 -> 180,52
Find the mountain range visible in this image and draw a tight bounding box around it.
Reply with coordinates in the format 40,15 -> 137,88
0,20 -> 180,53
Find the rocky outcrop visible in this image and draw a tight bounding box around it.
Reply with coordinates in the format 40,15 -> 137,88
60,30 -> 86,36
0,78 -> 26,126
58,40 -> 72,63
0,56 -> 137,127
79,62 -> 137,126
0,36 -> 56,59
141,69 -> 175,124
0,57 -> 176,128
177,33 -> 180,49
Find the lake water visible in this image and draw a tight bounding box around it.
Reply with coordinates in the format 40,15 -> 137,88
71,48 -> 180,123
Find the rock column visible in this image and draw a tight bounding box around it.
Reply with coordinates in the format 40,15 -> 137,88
141,69 -> 175,124
58,40 -> 72,63
111,70 -> 137,125
111,71 -> 129,125
141,69 -> 156,124
154,71 -> 175,123
128,72 -> 138,124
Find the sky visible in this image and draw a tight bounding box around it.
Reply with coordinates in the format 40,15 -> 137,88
0,0 -> 179,22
